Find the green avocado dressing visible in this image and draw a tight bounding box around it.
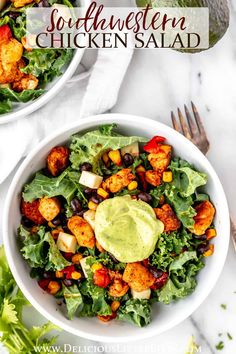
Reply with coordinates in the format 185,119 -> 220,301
94,195 -> 164,263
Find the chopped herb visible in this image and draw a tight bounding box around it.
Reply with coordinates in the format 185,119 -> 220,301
227,333 -> 233,340
215,341 -> 224,350
220,304 -> 227,310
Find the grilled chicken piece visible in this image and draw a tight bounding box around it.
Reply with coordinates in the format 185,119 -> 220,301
154,204 -> 181,232
47,146 -> 70,177
21,199 -> 46,225
103,168 -> 135,193
145,170 -> 162,187
108,270 -> 129,297
191,201 -> 215,236
123,262 -> 155,292
67,216 -> 95,249
11,0 -> 34,8
148,145 -> 171,173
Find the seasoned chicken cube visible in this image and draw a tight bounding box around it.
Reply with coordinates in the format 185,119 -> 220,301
104,168 -> 135,193
148,145 -> 171,173
123,262 -> 155,292
0,60 -> 18,84
145,170 -> 162,187
46,146 -> 70,176
67,215 -> 95,249
12,74 -> 38,92
154,204 -> 181,232
191,201 -> 215,236
1,38 -> 23,64
0,37 -> 38,90
12,0 -> 34,8
38,197 -> 61,221
21,199 -> 46,225
108,270 -> 129,297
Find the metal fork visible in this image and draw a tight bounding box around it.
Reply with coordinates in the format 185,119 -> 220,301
171,101 -> 236,250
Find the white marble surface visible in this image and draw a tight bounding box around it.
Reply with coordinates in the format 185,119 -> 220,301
1,2 -> 236,354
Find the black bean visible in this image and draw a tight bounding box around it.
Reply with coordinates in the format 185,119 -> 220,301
70,198 -> 82,213
21,216 -> 33,228
60,214 -> 68,226
8,12 -> 21,20
52,217 -> 61,226
149,267 -> 164,279
43,271 -> 54,279
80,162 -> 93,172
195,234 -> 207,241
197,242 -> 210,255
91,194 -> 103,204
137,192 -> 152,204
84,188 -> 94,197
63,279 -> 74,287
62,226 -> 70,233
123,153 -> 134,167
75,210 -> 86,217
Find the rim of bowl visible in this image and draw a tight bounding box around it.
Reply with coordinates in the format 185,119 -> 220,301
3,114 -> 230,342
0,0 -> 88,125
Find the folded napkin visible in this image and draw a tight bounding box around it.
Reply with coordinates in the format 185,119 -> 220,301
0,47 -> 133,184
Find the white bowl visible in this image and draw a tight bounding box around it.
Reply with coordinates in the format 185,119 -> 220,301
0,0 -> 87,125
3,114 -> 230,342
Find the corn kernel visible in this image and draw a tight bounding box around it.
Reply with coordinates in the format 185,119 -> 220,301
108,150 -> 122,166
162,171 -> 173,183
102,152 -> 110,165
88,200 -> 98,211
48,281 -> 60,295
71,271 -> 82,280
136,165 -> 146,173
111,301 -> 120,312
97,188 -> 109,199
204,244 -> 214,257
91,263 -> 103,272
71,253 -> 83,264
48,221 -> 56,228
55,270 -> 64,279
128,181 -> 138,191
206,228 -> 217,240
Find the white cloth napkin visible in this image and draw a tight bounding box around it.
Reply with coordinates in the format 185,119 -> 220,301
0,47 -> 133,184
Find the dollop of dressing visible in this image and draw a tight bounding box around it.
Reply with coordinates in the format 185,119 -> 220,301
94,195 -> 164,262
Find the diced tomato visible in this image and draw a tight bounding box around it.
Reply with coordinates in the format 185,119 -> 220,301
93,268 -> 111,288
143,136 -> 166,154
150,272 -> 169,290
38,279 -> 50,291
61,265 -> 76,279
0,25 -> 12,45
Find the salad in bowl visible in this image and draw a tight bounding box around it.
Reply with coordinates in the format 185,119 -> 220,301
18,123 -> 217,327
0,0 -> 82,120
